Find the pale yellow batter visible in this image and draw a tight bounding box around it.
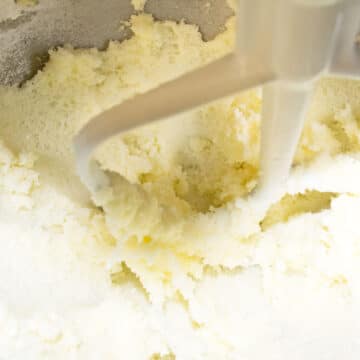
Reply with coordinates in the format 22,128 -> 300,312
0,10 -> 360,360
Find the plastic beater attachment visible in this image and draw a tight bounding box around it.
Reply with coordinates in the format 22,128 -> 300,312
74,0 -> 360,205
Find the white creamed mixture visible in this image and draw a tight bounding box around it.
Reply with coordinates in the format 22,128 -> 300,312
1,5 -> 360,360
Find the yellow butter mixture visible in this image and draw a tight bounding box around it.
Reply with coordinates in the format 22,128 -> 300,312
1,11 -> 360,360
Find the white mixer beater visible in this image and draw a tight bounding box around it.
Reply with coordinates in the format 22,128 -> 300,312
74,0 -> 360,206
